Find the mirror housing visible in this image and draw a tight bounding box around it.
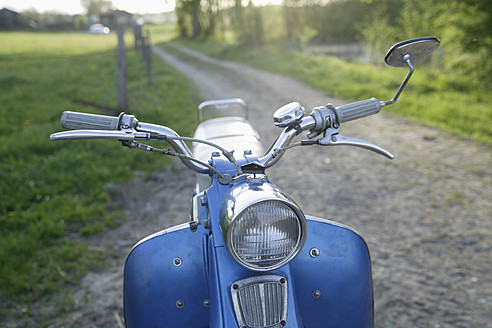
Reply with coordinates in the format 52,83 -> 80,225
385,37 -> 440,68
382,37 -> 440,106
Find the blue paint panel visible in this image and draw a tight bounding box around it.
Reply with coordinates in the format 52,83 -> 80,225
124,224 -> 210,328
291,216 -> 374,328
123,215 -> 373,327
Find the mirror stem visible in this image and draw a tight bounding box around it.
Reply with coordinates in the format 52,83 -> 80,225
382,54 -> 415,107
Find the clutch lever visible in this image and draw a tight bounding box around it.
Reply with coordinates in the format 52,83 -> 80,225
317,126 -> 394,159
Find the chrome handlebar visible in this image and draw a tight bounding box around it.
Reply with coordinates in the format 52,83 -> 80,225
50,97 -> 393,176
258,116 -> 316,168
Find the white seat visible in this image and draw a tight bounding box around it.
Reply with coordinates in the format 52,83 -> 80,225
192,117 -> 264,191
193,117 -> 263,162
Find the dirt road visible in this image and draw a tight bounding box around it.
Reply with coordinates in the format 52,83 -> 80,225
41,43 -> 491,328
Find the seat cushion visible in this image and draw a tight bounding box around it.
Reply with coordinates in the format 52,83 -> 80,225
192,117 -> 263,162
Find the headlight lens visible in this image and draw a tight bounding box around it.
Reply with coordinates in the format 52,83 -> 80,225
226,199 -> 306,271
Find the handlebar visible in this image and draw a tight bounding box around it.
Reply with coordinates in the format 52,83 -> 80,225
258,116 -> 316,167
51,96 -> 390,175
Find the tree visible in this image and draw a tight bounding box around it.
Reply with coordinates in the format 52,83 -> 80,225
359,0 -> 492,86
400,0 -> 492,84
175,0 -> 222,39
80,0 -> 114,15
175,0 -> 202,38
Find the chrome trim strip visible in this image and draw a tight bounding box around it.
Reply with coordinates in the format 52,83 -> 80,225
128,223 -> 189,253
306,215 -> 362,236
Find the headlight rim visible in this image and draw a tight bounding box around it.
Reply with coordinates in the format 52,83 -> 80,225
225,197 -> 307,272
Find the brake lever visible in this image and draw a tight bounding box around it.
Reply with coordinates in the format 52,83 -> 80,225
317,126 -> 394,159
50,130 -> 150,141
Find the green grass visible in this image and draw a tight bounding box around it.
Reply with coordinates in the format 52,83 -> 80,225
0,30 -> 198,318
173,38 -> 492,146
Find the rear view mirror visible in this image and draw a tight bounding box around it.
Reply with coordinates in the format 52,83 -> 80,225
385,37 -> 440,68
381,37 -> 440,106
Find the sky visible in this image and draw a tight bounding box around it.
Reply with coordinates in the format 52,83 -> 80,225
0,0 -> 176,14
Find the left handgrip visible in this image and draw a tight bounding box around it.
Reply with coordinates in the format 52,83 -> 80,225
61,111 -> 121,130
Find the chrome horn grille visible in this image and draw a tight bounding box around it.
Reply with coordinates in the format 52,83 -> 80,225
231,275 -> 288,328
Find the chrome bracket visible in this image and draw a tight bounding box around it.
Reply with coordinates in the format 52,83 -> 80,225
189,193 -> 204,232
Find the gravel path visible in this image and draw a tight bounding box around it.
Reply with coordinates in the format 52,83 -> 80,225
37,42 -> 491,328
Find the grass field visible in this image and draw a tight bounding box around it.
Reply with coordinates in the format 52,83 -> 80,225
0,30 -> 198,319
172,38 -> 492,146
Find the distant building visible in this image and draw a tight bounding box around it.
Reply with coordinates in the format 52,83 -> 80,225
88,14 -> 99,26
45,14 -> 75,30
0,8 -> 24,29
100,10 -> 134,29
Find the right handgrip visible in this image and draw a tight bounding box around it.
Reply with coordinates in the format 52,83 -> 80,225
333,98 -> 381,123
61,111 -> 121,130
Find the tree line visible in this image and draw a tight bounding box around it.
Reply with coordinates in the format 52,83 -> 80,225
175,0 -> 492,86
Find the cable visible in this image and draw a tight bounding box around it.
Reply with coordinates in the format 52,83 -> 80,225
135,142 -> 225,178
153,134 -> 242,175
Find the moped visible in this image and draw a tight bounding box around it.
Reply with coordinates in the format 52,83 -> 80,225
51,37 -> 439,327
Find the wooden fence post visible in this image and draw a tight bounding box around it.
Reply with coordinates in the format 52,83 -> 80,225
133,25 -> 141,51
144,30 -> 152,85
116,28 -> 127,109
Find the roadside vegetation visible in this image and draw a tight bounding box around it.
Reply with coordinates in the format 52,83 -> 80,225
0,30 -> 197,320
171,0 -> 492,146
169,38 -> 491,146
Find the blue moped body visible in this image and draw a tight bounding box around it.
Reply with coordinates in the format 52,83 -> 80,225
124,215 -> 373,327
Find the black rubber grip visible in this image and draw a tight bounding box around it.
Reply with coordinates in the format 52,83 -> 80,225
333,98 -> 381,123
61,111 -> 120,130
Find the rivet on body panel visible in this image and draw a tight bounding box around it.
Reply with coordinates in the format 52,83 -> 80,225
309,248 -> 320,257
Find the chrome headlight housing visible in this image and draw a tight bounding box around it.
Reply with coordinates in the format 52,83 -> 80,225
220,181 -> 307,271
